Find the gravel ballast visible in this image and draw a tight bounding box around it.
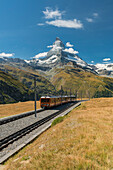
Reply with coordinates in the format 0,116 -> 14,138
0,102 -> 81,163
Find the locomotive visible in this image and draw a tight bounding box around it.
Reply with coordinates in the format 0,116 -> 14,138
40,95 -> 76,109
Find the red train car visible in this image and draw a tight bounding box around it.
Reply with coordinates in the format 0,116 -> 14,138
40,96 -> 76,109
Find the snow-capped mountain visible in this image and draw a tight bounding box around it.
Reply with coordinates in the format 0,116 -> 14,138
0,56 -> 32,74
0,57 -> 26,64
26,37 -> 95,73
94,63 -> 113,77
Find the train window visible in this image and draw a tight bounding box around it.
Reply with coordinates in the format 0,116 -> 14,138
41,99 -> 49,103
51,99 -> 53,103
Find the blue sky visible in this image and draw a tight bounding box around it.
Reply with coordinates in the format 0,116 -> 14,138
0,0 -> 113,64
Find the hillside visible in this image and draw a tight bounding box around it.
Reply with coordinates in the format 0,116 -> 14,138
1,63 -> 113,99
2,65 -> 113,99
49,66 -> 113,98
0,65 -> 56,96
0,70 -> 33,104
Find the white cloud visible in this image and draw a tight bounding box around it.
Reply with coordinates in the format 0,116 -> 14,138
85,13 -> 98,23
37,23 -> 45,26
46,19 -> 83,29
66,42 -> 73,47
43,7 -> 64,19
93,13 -> 99,17
0,52 -> 14,58
103,58 -> 111,61
64,48 -> 79,54
91,61 -> 94,63
33,52 -> 47,59
86,18 -> 93,23
47,45 -> 53,48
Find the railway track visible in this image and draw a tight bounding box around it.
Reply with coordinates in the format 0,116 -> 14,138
0,101 -> 81,163
0,108 -> 44,125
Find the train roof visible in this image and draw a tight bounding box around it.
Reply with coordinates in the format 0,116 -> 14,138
40,95 -> 76,99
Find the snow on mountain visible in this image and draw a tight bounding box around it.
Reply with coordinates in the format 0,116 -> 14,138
26,37 -> 94,72
95,63 -> 113,71
24,60 -> 31,63
90,63 -> 113,77
0,57 -> 26,64
65,53 -> 88,67
38,55 -> 58,64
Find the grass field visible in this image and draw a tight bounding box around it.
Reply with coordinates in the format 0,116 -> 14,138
0,101 -> 40,118
1,98 -> 113,169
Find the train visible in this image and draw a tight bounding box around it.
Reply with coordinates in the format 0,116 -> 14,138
40,95 -> 76,109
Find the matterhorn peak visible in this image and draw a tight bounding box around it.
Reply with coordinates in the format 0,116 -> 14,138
28,38 -> 94,73
52,37 -> 65,50
56,37 -> 61,41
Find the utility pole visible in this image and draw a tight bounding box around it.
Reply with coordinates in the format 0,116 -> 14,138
70,89 -> 71,102
81,91 -> 82,101
88,90 -> 90,100
34,77 -> 37,118
66,90 -> 67,96
76,90 -> 78,101
88,83 -> 91,100
61,85 -> 63,104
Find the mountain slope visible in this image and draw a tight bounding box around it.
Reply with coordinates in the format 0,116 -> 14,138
0,70 -> 33,104
0,65 -> 56,96
50,66 -> 113,98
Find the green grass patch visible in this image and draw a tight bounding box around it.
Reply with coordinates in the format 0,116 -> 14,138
75,103 -> 86,110
51,116 -> 64,126
21,156 -> 30,161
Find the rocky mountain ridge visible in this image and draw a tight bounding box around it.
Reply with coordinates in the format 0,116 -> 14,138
27,37 -> 96,74
93,63 -> 113,77
0,38 -> 113,78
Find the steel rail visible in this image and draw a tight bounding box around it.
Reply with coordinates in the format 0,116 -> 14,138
0,108 -> 44,125
0,102 -> 76,151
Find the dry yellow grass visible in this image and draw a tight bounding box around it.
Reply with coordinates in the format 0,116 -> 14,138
2,98 -> 113,169
0,101 -> 40,118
